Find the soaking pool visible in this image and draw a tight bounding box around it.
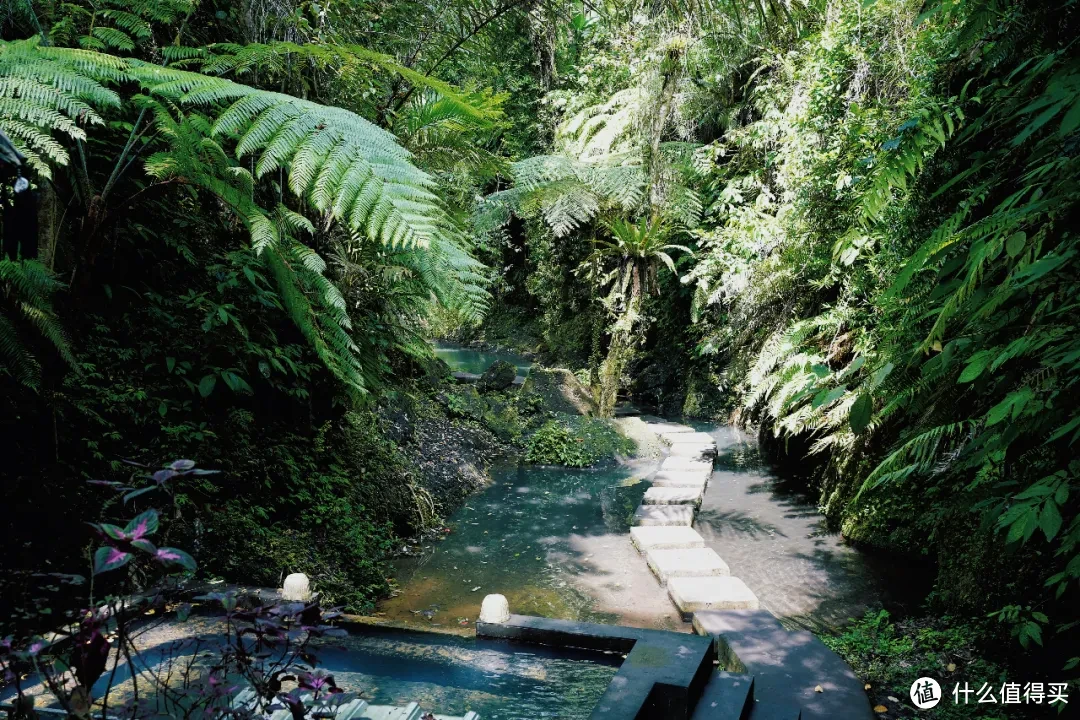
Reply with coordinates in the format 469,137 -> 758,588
1,618 -> 620,720
315,626 -> 619,718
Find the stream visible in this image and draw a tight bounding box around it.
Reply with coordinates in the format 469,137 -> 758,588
380,419 -> 923,635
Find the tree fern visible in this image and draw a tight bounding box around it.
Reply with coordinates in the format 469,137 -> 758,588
141,99 -> 374,394
0,39 -> 123,176
127,60 -> 460,250
165,41 -> 504,130
77,0 -> 194,52
0,258 -> 74,390
0,39 -> 488,392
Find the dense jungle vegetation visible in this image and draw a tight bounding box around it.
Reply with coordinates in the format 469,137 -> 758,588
1,0 -> 1079,711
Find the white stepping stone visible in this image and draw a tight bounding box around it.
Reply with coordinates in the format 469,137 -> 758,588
643,486 -> 703,506
630,526 -> 706,552
666,444 -> 716,460
633,504 -> 695,526
651,470 -> 709,488
646,547 -> 730,585
662,457 -> 713,473
663,432 -> 716,445
667,576 -> 760,614
646,422 -> 695,434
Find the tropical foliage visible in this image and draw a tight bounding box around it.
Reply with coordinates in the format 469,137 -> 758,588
4,0 -> 1080,707
472,0 -> 1080,688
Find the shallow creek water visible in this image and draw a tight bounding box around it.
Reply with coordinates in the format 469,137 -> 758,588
379,458 -> 670,628
432,342 -> 533,377
381,421 -> 919,635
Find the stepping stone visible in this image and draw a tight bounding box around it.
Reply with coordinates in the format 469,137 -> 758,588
630,525 -> 706,552
651,470 -> 709,488
662,457 -> 713,473
633,504 -> 695,526
663,431 -> 716,445
646,547 -> 730,585
645,421 -> 696,434
643,486 -> 703,506
667,576 -> 760,615
666,444 -> 716,461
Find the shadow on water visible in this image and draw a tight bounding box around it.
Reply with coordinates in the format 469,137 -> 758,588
687,421 -> 935,630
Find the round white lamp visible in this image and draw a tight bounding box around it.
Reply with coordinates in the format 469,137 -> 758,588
282,573 -> 312,602
479,593 -> 510,624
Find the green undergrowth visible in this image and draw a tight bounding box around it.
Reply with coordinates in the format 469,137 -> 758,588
438,384 -> 540,443
822,610 -> 1048,719
525,413 -> 635,467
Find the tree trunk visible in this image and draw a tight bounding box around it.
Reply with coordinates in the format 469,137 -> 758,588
596,293 -> 641,418
37,181 -> 62,270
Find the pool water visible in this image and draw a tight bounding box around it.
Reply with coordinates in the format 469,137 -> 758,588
0,618 -> 618,720
433,342 -> 532,378
316,627 -> 619,719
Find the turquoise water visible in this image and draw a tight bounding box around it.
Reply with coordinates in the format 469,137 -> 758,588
433,342 -> 532,377
385,422 -> 917,634
316,627 -> 619,719
3,618 -> 618,720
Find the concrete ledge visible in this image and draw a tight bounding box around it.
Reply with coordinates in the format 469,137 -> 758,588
689,673 -> 754,720
634,504 -> 695,526
631,526 -> 706,552
692,610 -> 871,720
646,548 -> 730,585
477,614 -> 716,720
668,577 -> 760,616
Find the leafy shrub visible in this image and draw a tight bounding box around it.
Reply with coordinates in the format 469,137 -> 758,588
0,460 -> 360,720
525,414 -> 635,467
821,610 -> 1042,719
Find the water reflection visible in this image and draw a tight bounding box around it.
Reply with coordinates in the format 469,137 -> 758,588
432,342 -> 532,377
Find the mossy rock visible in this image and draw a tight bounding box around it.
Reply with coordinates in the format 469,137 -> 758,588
479,359 -> 517,391
521,367 -> 597,416
439,386 -> 487,420
525,413 -> 635,467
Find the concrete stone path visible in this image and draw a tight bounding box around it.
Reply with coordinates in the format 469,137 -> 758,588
631,418 -> 874,720
630,419 -> 761,618
630,526 -> 706,552
693,610 -> 873,720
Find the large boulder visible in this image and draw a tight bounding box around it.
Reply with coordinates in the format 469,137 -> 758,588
521,367 -> 597,416
478,359 -> 517,392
